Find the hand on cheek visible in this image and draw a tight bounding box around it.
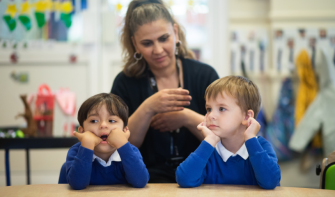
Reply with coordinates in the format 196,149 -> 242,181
73,130 -> 102,150
197,114 -> 220,147
244,117 -> 260,142
106,127 -> 130,149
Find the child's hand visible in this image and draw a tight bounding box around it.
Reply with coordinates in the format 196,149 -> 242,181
244,117 -> 261,142
107,127 -> 130,149
197,115 -> 220,147
73,131 -> 102,150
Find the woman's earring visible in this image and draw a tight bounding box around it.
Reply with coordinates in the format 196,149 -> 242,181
129,52 -> 143,69
134,52 -> 143,61
175,40 -> 182,56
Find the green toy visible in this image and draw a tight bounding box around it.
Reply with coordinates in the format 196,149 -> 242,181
316,151 -> 335,190
16,130 -> 25,138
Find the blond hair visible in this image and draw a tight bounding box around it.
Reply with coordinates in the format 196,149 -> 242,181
120,0 -> 195,78
204,76 -> 262,117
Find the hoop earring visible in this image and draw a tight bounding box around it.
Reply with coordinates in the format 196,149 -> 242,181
134,52 -> 143,61
175,40 -> 182,56
128,52 -> 143,70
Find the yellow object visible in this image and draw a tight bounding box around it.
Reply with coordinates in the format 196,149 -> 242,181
168,0 -> 174,6
116,3 -> 123,12
295,50 -> 321,147
61,1 -> 73,14
188,0 -> 194,7
54,1 -> 62,12
35,0 -> 53,12
5,4 -> 17,18
21,2 -> 31,14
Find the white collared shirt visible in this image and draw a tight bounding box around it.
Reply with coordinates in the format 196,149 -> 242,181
215,140 -> 249,162
92,150 -> 121,167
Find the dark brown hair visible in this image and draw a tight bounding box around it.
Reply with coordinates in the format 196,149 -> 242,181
121,0 -> 194,78
77,93 -> 129,128
205,76 -> 262,117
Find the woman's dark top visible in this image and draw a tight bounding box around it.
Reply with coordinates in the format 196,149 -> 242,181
111,58 -> 219,183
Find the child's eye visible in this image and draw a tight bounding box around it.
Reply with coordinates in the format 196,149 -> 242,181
206,108 -> 212,112
219,107 -> 226,112
90,120 -> 98,123
109,120 -> 116,123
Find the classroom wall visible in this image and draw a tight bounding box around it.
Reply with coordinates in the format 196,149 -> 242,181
1,0 -> 335,187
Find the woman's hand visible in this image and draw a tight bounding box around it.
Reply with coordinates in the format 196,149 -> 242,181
144,88 -> 192,114
150,110 -> 186,132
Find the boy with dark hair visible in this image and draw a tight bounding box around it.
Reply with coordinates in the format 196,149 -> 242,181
62,93 -> 149,189
176,76 -> 281,189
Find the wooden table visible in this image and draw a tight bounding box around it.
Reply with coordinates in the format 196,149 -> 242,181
0,184 -> 334,197
0,137 -> 79,186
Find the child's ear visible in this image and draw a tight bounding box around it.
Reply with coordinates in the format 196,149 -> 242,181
242,110 -> 254,126
78,126 -> 84,133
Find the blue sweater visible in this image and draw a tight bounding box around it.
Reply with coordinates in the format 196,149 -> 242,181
176,137 -> 281,189
64,142 -> 149,190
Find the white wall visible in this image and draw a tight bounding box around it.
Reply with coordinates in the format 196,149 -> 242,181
1,0 -> 335,187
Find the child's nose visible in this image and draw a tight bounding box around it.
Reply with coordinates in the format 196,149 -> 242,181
208,112 -> 216,120
100,120 -> 109,129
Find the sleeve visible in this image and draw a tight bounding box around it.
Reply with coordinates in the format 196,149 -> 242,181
246,137 -> 281,189
176,140 -> 213,188
117,142 -> 149,188
111,72 -> 132,113
207,66 -> 220,85
65,144 -> 94,190
289,95 -> 322,152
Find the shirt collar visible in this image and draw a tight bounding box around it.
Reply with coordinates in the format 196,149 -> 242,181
215,140 -> 249,162
92,150 -> 121,167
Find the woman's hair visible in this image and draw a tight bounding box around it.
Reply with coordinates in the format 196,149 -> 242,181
204,76 -> 262,118
77,93 -> 129,128
121,0 -> 195,78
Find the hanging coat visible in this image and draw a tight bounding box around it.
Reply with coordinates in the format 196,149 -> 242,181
266,78 -> 295,161
289,47 -> 335,157
294,49 -> 320,147
295,50 -> 318,124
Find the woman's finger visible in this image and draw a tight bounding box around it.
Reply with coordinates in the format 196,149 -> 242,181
166,88 -> 189,95
151,114 -> 159,125
168,101 -> 191,107
166,106 -> 184,112
167,95 -> 192,101
151,118 -> 163,128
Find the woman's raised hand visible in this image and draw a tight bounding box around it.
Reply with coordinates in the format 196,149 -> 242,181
145,88 -> 192,113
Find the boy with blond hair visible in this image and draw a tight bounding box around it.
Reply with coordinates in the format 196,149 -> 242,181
176,76 -> 281,189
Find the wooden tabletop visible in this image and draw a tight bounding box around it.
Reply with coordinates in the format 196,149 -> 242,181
0,184 -> 334,197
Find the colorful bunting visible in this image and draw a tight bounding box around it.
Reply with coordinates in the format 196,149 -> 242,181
18,1 -> 32,31
60,1 -> 73,28
3,4 -> 17,32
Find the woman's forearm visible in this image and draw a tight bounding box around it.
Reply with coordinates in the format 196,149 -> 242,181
183,109 -> 205,141
128,100 -> 155,148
